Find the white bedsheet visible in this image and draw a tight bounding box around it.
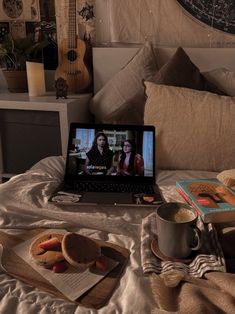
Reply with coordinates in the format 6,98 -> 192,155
0,156 -> 218,314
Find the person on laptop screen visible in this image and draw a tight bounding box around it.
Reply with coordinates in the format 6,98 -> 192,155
84,132 -> 114,175
117,139 -> 144,176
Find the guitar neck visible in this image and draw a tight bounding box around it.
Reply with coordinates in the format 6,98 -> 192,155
68,0 -> 77,49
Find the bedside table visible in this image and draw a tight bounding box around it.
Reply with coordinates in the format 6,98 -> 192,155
0,92 -> 92,180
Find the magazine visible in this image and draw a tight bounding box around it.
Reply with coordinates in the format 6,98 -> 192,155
176,178 -> 235,223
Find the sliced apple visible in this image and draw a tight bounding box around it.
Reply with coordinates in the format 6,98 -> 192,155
95,255 -> 109,272
52,260 -> 68,273
39,237 -> 62,251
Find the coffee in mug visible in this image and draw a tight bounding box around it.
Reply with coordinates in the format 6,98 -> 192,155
156,202 -> 201,258
161,206 -> 196,223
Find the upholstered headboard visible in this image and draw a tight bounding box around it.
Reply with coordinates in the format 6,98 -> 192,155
93,46 -> 235,93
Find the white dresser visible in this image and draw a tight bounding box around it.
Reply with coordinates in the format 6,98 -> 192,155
0,92 -> 92,180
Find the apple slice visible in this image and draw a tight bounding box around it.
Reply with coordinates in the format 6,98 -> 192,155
95,255 -> 109,272
52,260 -> 68,273
39,237 -> 62,251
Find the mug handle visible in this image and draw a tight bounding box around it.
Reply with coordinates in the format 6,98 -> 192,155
190,227 -> 201,251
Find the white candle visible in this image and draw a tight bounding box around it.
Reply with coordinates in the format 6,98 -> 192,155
26,61 -> 46,96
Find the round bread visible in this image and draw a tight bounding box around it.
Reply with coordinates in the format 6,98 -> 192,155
61,232 -> 101,268
30,233 -> 64,268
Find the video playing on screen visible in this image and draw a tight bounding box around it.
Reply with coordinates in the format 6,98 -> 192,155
67,127 -> 154,177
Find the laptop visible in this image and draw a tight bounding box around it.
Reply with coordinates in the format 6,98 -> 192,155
50,123 -> 164,206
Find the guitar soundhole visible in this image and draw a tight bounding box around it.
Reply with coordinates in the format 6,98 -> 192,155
67,50 -> 78,62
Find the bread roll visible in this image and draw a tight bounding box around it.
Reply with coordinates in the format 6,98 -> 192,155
62,232 -> 101,269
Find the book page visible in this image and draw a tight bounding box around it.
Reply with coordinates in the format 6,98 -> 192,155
13,229 -> 118,301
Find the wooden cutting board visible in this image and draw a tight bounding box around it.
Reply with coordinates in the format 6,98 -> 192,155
0,229 -> 130,309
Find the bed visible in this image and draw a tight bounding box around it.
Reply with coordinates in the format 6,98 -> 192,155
0,42 -> 235,313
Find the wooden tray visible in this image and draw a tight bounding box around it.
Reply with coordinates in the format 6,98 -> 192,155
0,229 -> 130,309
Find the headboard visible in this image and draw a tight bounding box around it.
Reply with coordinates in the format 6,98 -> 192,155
93,46 -> 235,93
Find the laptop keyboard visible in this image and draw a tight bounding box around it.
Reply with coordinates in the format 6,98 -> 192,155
74,181 -> 155,194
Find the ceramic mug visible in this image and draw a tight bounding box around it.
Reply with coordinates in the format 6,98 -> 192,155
156,202 -> 201,258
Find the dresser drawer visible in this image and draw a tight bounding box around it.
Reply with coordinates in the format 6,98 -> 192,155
0,109 -> 59,126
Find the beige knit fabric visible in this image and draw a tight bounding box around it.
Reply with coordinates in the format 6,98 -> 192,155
144,82 -> 235,171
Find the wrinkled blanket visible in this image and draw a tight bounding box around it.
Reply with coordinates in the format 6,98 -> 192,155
0,156 -> 235,313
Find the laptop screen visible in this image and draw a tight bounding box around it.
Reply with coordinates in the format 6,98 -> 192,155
65,123 -> 155,183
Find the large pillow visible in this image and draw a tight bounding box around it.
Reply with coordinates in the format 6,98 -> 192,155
153,47 -> 226,95
144,81 -> 235,172
203,68 -> 235,96
89,41 -> 159,124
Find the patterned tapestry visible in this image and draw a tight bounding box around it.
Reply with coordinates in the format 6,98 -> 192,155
94,0 -> 235,47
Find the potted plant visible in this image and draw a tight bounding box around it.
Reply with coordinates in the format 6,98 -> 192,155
0,34 -> 49,92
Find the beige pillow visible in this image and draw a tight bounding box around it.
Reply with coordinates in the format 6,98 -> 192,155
144,81 -> 235,172
89,41 -> 159,124
203,68 -> 235,96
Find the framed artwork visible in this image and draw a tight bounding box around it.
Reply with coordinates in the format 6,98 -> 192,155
177,0 -> 235,35
0,0 -> 40,22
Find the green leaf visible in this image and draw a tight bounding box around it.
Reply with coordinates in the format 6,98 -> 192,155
0,33 -> 49,70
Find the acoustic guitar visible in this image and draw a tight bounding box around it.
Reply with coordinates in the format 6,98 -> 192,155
55,0 -> 92,93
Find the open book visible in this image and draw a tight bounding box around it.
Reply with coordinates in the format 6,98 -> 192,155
176,178 -> 235,223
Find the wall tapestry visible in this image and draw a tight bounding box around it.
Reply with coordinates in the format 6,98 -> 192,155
177,0 -> 235,35
95,0 -> 235,47
0,0 -> 40,21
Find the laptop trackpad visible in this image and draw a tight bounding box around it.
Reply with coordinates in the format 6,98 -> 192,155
81,192 -> 133,204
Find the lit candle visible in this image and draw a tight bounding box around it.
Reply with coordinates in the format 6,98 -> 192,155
26,61 -> 46,96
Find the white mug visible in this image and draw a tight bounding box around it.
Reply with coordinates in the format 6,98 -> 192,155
156,202 -> 201,258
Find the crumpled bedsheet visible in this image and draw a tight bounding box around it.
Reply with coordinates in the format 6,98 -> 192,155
1,155 -> 233,314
